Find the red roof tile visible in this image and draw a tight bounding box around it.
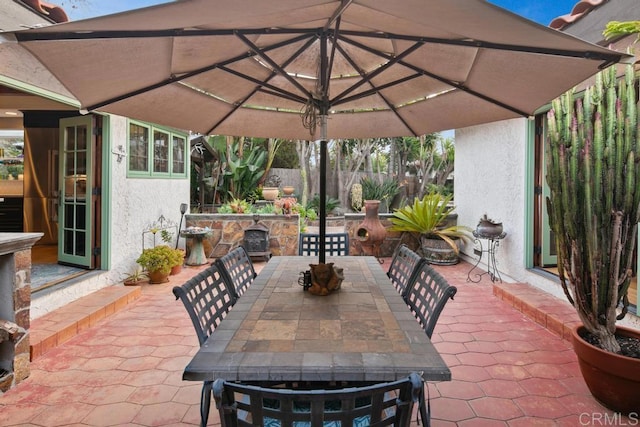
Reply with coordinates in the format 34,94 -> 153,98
549,0 -> 607,30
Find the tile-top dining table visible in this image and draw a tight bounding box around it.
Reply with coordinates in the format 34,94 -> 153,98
182,256 -> 451,384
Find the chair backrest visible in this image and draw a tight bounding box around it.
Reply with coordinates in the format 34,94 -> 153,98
386,244 -> 426,298
213,372 -> 424,427
172,263 -> 236,346
215,246 -> 257,299
299,232 -> 350,256
405,262 -> 457,338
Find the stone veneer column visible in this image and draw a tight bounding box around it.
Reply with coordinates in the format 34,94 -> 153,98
0,232 -> 42,393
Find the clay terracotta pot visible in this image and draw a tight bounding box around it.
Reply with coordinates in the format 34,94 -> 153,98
147,270 -> 170,284
356,200 -> 386,257
572,325 -> 640,414
262,187 -> 279,201
282,186 -> 295,195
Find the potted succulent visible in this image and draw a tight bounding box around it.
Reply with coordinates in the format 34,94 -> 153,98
123,267 -> 148,286
171,247 -> 185,275
389,192 -> 472,265
136,245 -> 177,284
546,63 -> 640,413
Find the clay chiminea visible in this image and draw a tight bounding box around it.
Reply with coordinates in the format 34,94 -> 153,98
356,200 -> 387,258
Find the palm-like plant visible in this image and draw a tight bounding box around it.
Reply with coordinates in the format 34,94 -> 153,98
389,192 -> 472,253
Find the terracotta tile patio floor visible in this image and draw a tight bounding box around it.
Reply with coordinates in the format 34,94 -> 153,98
0,258 -> 632,426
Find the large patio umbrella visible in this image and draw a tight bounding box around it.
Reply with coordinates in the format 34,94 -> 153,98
3,0 -> 628,263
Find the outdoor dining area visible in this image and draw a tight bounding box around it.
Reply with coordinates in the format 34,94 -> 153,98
1,247 -> 630,426
174,247 -> 452,426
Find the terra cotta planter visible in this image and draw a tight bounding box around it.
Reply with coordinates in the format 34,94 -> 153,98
148,270 -> 170,284
572,324 -> 640,414
262,187 -> 279,201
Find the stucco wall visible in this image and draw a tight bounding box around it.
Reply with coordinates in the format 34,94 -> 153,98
456,118 -> 640,329
455,118 -> 528,283
31,115 -> 191,319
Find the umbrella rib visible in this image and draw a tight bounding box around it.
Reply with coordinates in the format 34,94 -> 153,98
331,37 -> 424,104
324,0 -> 353,31
338,34 -> 530,117
397,58 -> 530,117
206,36 -> 318,135
335,73 -> 422,106
332,43 -> 419,135
83,32 -> 313,112
15,27 -> 626,66
337,29 -> 626,65
235,31 -> 315,103
217,65 -> 308,104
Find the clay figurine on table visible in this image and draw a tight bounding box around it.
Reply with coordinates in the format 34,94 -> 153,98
308,262 -> 344,296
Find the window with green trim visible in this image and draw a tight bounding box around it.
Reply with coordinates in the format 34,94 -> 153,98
127,121 -> 187,178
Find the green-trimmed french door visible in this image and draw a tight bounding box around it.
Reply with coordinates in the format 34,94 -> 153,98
539,117 -> 557,266
58,116 -> 94,268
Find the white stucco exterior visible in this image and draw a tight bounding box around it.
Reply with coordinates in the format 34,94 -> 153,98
455,118 -> 528,282
30,115 -> 190,319
456,118 -> 640,329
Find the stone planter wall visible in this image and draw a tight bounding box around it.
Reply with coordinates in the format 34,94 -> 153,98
185,214 -> 300,258
184,212 -> 458,259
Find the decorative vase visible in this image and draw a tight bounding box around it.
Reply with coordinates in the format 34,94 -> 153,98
356,200 -> 386,257
262,187 -> 279,201
282,186 -> 295,195
476,214 -> 503,238
148,270 -> 170,284
572,325 -> 640,414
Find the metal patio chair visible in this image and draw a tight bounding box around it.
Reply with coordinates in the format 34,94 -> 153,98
213,372 -> 426,427
298,232 -> 350,256
386,244 -> 426,299
215,246 -> 257,299
405,262 -> 457,339
172,264 -> 237,427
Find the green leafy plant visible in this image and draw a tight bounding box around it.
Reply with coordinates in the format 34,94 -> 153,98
220,140 -> 266,201
217,198 -> 254,214
306,194 -> 340,215
389,192 -> 472,253
160,229 -> 174,245
136,245 -> 180,275
360,176 -> 400,212
124,267 -> 147,284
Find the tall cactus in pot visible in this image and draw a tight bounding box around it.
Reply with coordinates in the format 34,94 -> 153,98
546,63 -> 639,353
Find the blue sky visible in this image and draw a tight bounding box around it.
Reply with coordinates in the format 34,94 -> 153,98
63,0 -> 579,26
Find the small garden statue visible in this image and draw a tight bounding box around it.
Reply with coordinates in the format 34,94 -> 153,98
308,263 -> 344,296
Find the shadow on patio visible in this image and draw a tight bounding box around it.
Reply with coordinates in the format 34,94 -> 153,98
0,258 -> 629,426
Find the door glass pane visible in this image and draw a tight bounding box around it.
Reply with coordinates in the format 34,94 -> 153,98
65,126 -> 75,150
76,125 -> 87,150
172,136 -> 185,174
75,231 -> 86,256
64,230 -> 74,253
75,204 -> 86,229
129,124 -> 149,172
153,131 -> 169,173
64,151 -> 76,176
64,204 -> 74,228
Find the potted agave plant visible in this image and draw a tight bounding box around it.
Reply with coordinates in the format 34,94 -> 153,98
389,192 -> 472,265
546,63 -> 640,413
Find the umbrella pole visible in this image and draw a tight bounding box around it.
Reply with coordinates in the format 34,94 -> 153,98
319,114 -> 327,264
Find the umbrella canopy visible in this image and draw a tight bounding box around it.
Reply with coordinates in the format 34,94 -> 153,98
4,0 -> 627,139
2,0 -> 628,262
